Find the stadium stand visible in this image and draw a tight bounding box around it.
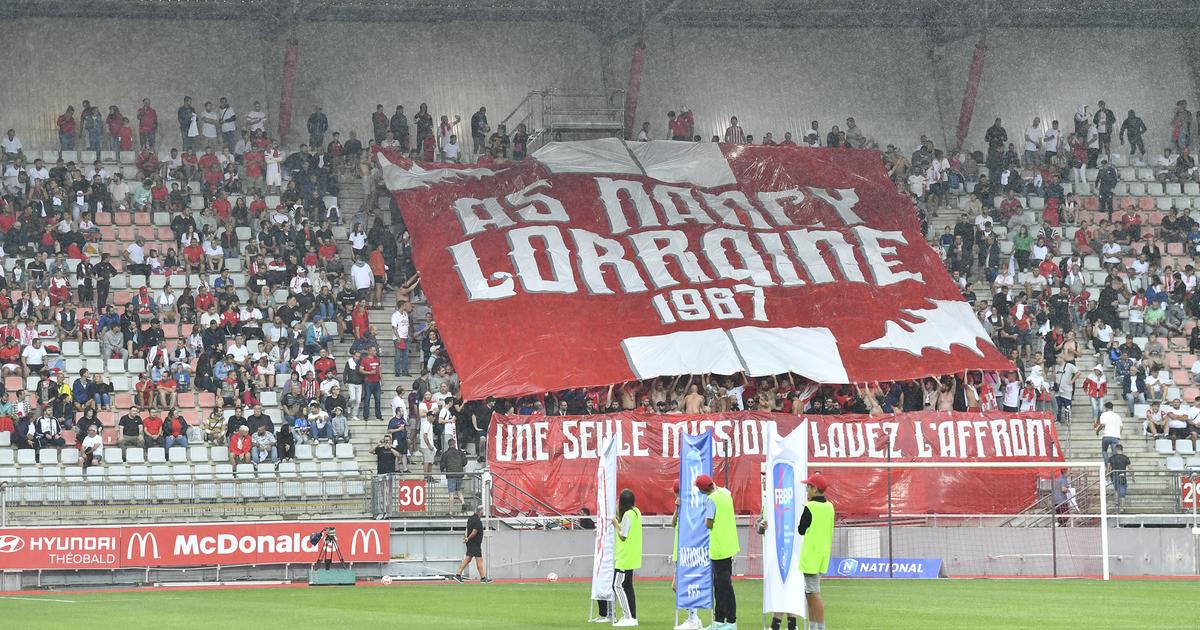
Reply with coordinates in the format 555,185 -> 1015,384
4,86 -> 1200,523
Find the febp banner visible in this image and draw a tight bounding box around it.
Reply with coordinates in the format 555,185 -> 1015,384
675,431 -> 714,611
489,410 -> 1062,516
590,435 -> 617,603
379,140 -> 1011,399
0,521 -> 388,570
828,557 -> 944,579
763,422 -> 808,618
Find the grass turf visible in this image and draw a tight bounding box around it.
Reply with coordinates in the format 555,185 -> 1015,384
0,578 -> 1191,629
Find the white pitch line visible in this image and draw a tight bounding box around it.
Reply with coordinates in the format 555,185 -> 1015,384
0,595 -> 77,603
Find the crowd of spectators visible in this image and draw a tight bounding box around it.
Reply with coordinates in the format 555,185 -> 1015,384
5,92 -> 1199,491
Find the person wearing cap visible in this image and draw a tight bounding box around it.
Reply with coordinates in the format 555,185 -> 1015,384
798,473 -> 834,630
696,474 -> 738,629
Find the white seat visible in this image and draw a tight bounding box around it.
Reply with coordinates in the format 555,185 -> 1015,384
1186,456 -> 1200,469
19,468 -> 44,502
1166,456 -> 1186,471
334,443 -> 354,459
193,464 -> 218,499
211,445 -> 229,462
60,449 -> 79,465
279,461 -> 302,497
168,446 -> 187,462
299,461 -> 322,496
146,447 -> 167,463
150,465 -> 175,500
1156,439 -> 1176,455
260,391 -> 278,406
295,444 -> 314,460
61,341 -> 80,355
16,449 -> 36,465
40,449 -> 60,465
188,445 -> 209,462
314,443 -> 334,459
0,432 -> 10,448
0,449 -> 12,465
1178,441 -> 1196,455
105,447 -> 124,464
127,358 -> 147,374
125,448 -> 146,463
235,463 -> 256,476
107,358 -> 126,373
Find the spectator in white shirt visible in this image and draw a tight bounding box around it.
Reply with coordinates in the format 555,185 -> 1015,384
391,301 -> 411,376
245,102 -> 268,132
1,129 -> 23,162
1023,117 -> 1043,166
1095,402 -> 1122,466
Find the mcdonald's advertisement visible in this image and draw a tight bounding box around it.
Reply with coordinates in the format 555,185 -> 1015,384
0,521 -> 389,570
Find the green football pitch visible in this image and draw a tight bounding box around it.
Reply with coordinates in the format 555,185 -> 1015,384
0,578 -> 1191,629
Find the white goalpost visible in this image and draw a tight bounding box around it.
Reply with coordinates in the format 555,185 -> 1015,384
804,460 -> 1110,580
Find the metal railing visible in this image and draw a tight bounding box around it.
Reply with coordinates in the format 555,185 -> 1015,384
371,472 -> 485,518
0,477 -> 370,526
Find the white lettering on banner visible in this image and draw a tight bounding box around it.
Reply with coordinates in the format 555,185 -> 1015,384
126,532 -> 159,559
30,536 -> 117,551
47,553 -> 116,565
174,533 -> 316,557
445,177 -> 926,311
497,416 -> 1057,463
678,546 -> 709,568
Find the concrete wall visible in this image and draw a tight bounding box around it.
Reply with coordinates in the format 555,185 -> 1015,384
939,29 -> 1195,154
1,20 -> 1193,157
0,18 -> 603,150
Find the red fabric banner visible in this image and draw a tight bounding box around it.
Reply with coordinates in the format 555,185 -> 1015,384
487,411 -> 1062,517
955,42 -> 988,151
0,521 -> 387,570
278,39 -> 299,144
380,139 -> 1011,400
624,38 -> 647,139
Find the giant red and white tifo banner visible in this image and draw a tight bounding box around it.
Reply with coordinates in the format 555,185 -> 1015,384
380,140 -> 1012,399
488,411 -> 1062,517
0,520 -> 388,571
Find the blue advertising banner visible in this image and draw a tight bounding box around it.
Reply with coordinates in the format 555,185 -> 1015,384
826,557 -> 944,579
675,431 -> 714,611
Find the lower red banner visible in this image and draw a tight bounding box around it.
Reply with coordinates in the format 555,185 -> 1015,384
488,411 -> 1062,517
0,521 -> 388,570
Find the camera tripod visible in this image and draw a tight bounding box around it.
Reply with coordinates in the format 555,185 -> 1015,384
313,530 -> 346,570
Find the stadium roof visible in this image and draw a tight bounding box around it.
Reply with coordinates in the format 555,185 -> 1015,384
5,0 -> 1200,30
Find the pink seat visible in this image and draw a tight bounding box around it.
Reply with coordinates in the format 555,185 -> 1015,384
113,211 -> 132,226
4,376 -> 22,392
96,213 -> 113,226
134,212 -> 150,225
197,392 -> 216,409
177,392 -> 195,408
1168,242 -> 1185,256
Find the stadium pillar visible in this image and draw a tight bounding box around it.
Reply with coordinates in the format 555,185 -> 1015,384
953,39 -> 987,151
623,37 -> 647,140
278,38 -> 300,144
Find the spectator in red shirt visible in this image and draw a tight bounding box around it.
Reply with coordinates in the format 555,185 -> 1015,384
244,148 -> 265,193
229,425 -> 252,465
164,412 -> 189,448
142,408 -> 165,448
57,106 -> 77,151
106,105 -> 123,151
359,346 -> 383,420
118,117 -> 134,152
136,149 -> 159,179
137,98 -> 158,150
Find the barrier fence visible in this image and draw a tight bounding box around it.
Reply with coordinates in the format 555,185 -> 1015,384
371,472 -> 487,518
0,477 -> 371,526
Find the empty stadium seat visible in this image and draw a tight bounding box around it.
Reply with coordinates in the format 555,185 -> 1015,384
1156,439 -> 1175,454
1166,456 -> 1186,471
